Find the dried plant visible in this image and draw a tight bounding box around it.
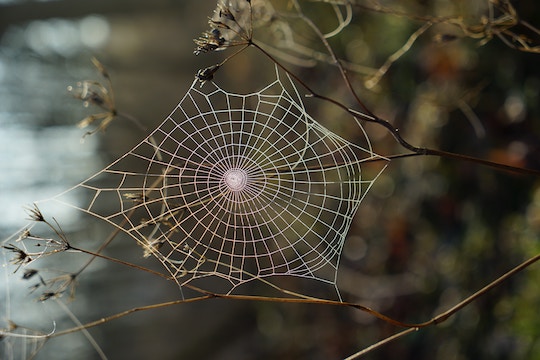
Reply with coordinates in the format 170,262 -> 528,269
2,1 -> 540,359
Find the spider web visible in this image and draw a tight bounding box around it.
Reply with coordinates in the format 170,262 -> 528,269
42,68 -> 388,293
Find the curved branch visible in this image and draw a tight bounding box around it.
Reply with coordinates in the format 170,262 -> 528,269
36,253 -> 538,343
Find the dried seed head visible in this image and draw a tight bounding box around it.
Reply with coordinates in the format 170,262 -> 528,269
143,239 -> 165,258
124,192 -> 147,204
39,292 -> 59,302
196,64 -> 221,85
193,0 -> 260,55
22,268 -> 38,280
3,244 -> 31,271
26,204 -> 45,222
91,57 -> 110,79
69,58 -> 117,137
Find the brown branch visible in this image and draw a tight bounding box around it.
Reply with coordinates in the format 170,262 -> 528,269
36,252 -> 538,345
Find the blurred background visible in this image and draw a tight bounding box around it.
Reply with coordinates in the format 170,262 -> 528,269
1,1 -> 539,359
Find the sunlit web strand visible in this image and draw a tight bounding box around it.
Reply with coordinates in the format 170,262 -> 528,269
43,67 -> 388,295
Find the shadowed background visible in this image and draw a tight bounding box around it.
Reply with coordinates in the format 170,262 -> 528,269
1,1 -> 539,359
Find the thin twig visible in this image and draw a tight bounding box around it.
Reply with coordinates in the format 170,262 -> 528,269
344,327 -> 418,359
37,252 -> 539,344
